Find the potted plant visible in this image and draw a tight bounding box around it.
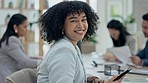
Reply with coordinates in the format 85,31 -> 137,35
81,34 -> 98,54
126,15 -> 137,34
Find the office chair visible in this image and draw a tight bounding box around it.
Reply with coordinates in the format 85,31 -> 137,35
5,68 -> 37,83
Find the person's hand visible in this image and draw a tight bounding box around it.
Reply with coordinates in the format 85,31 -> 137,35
87,75 -> 124,83
104,75 -> 124,83
103,53 -> 118,62
130,56 -> 142,65
87,76 -> 104,83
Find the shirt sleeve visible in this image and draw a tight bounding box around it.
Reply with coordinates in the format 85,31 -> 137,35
137,40 -> 148,59
137,49 -> 145,59
46,47 -> 76,83
142,58 -> 148,66
137,40 -> 148,66
7,37 -> 39,69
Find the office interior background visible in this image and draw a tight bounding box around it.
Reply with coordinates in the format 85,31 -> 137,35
0,0 -> 148,56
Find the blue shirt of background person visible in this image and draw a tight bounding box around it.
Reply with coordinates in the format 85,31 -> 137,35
137,40 -> 148,66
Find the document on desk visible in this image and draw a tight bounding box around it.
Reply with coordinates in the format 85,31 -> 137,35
107,46 -> 133,65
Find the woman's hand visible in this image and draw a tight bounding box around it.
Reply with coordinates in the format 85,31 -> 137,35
87,76 -> 104,83
87,75 -> 124,83
130,56 -> 142,65
104,75 -> 124,83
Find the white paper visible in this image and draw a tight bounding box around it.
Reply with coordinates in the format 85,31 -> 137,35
107,46 -> 133,65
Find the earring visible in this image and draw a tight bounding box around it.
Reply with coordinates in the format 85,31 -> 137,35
15,30 -> 18,33
62,30 -> 64,34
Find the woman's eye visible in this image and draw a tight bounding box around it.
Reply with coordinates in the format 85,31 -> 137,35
71,20 -> 77,22
82,19 -> 87,22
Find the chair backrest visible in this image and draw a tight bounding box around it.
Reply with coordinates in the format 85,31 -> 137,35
5,68 -> 37,83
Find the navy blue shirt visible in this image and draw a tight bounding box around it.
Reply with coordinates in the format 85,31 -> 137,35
137,40 -> 148,66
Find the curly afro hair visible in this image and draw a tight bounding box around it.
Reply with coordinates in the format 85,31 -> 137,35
40,1 -> 99,44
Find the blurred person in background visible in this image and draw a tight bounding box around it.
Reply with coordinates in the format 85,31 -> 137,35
131,13 -> 148,66
103,19 -> 137,62
0,13 -> 41,83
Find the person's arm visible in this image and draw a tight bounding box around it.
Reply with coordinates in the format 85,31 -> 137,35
137,49 -> 145,59
131,41 -> 148,66
139,45 -> 148,66
136,40 -> 148,66
142,58 -> 148,66
46,47 -> 76,83
130,56 -> 142,65
7,37 -> 39,69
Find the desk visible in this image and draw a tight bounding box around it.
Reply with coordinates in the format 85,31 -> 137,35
82,54 -> 148,82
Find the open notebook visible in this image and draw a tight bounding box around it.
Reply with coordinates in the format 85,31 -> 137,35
107,46 -> 133,65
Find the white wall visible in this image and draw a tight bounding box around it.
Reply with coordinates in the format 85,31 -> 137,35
48,0 -> 63,7
95,0 -> 113,54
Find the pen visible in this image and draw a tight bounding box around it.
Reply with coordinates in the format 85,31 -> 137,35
92,61 -> 98,67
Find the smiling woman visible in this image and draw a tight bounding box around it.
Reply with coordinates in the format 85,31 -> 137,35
37,1 -> 124,83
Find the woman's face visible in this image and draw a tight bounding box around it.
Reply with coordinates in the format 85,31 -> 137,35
14,20 -> 28,37
108,28 -> 120,40
64,12 -> 88,45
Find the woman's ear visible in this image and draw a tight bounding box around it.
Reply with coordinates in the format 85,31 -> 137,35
13,24 -> 18,33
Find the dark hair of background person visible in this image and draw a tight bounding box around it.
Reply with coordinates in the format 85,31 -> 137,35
107,19 -> 131,47
142,13 -> 148,21
0,13 -> 27,47
39,1 -> 99,44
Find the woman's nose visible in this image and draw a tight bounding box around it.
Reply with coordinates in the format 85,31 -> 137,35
77,21 -> 84,29
78,21 -> 83,26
